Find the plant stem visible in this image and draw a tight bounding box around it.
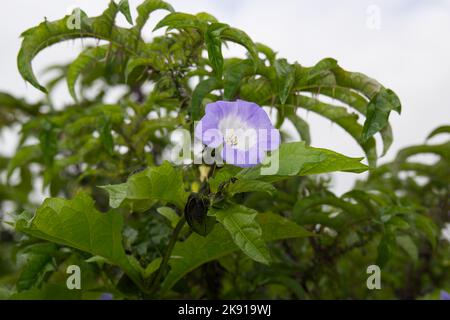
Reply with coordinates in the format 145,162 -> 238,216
148,216 -> 186,296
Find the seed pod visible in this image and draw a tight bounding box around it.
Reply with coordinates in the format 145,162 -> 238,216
184,193 -> 215,236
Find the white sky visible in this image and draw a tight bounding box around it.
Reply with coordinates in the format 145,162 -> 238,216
0,0 -> 449,195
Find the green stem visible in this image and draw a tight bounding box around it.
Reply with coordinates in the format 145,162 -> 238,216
148,216 -> 186,296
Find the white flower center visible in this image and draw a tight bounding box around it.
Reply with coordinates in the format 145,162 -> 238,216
218,115 -> 257,151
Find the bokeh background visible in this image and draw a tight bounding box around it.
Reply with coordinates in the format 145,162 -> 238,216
1,0 -> 449,199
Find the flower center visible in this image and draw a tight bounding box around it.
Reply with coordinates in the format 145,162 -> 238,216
218,115 -> 258,151
224,130 -> 239,146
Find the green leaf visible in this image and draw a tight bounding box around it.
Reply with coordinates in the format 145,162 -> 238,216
226,179 -> 277,196
15,192 -> 141,285
415,215 -> 438,248
99,115 -> 114,156
209,203 -> 270,264
67,46 -> 108,101
427,125 -> 450,140
396,235 -> 418,262
10,283 -> 82,300
153,12 -> 202,31
293,191 -> 367,229
124,56 -> 164,82
255,42 -> 276,64
17,254 -> 54,292
157,206 -> 180,228
274,58 -> 295,104
362,88 -> 401,142
161,212 -> 312,292
39,121 -> 58,168
7,145 -> 41,179
190,77 -> 222,120
221,27 -> 258,63
223,59 -> 254,100
287,112 -> 311,145
377,233 -> 394,267
205,23 -> 229,78
237,141 -> 367,180
143,258 -> 162,279
135,0 -> 174,37
288,96 -> 377,166
380,124 -> 393,156
101,161 -> 189,210
17,5 -> 140,92
118,0 -> 133,25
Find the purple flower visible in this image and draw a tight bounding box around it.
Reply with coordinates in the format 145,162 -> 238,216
99,292 -> 114,300
441,290 -> 450,300
194,100 -> 280,167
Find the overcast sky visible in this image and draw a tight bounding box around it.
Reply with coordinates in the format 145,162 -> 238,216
0,0 -> 449,195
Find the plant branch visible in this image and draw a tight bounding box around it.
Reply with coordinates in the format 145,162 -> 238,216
148,216 -> 186,296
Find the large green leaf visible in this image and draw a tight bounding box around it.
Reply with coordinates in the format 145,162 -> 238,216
66,46 -> 108,101
17,3 -> 141,92
237,141 -> 367,180
161,212 -> 312,292
287,95 -> 377,166
209,203 -> 271,264
101,161 -> 189,210
294,58 -> 401,155
14,192 -> 141,285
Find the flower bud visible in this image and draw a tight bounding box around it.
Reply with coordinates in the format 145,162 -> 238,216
184,194 -> 215,236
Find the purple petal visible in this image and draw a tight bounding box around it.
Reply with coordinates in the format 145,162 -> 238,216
99,293 -> 114,300
194,114 -> 223,148
441,290 -> 450,300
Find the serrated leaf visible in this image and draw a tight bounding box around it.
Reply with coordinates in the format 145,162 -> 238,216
362,88 -> 401,142
14,192 -> 141,285
161,212 -> 312,292
288,96 -> 377,167
67,46 -> 108,101
135,0 -> 174,37
101,161 -> 189,210
209,203 -> 270,264
274,58 -> 295,104
17,5 -> 140,92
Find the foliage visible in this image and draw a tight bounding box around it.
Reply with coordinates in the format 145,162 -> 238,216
0,1 -> 448,299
